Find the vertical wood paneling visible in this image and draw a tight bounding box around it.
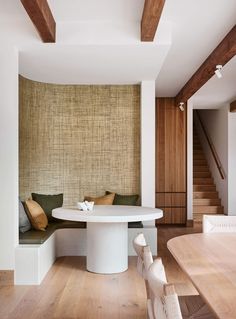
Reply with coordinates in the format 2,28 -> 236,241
156,98 -> 187,224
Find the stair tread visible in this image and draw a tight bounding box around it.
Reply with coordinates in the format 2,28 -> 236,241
193,199 -> 221,205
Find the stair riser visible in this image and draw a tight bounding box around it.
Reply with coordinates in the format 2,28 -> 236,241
193,206 -> 224,213
193,178 -> 214,185
193,155 -> 205,159
193,185 -> 216,191
193,160 -> 208,166
193,172 -> 211,178
193,167 -> 209,172
193,192 -> 218,199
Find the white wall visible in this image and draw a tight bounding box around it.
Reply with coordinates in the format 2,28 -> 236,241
228,110 -> 236,215
196,107 -> 228,213
141,81 -> 156,226
0,47 -> 19,269
187,100 -> 193,220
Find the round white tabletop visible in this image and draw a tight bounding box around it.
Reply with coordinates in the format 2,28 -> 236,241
52,205 -> 163,223
52,205 -> 163,274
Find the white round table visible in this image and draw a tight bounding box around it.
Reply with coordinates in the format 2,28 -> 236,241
52,205 -> 163,274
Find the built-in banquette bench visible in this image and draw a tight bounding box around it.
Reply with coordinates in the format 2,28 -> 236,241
15,219 -> 157,285
15,192 -> 157,285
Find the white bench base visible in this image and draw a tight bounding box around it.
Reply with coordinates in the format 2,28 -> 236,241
15,233 -> 56,285
15,227 -> 157,285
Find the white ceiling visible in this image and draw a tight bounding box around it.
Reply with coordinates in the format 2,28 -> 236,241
48,0 -> 144,22
17,0 -> 172,85
192,56 -> 236,109
0,0 -> 235,108
19,44 -> 170,85
155,0 -> 236,97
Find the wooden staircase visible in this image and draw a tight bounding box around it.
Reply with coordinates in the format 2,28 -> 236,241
193,131 -> 224,223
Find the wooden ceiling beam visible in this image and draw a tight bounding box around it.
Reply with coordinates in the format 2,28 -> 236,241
230,100 -> 236,112
141,0 -> 165,41
20,0 -> 56,43
175,25 -> 236,106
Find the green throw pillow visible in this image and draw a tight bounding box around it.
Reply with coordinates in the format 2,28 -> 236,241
31,193 -> 63,221
106,191 -> 139,206
106,191 -> 142,228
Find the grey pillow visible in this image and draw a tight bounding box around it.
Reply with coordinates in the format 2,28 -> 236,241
19,199 -> 31,233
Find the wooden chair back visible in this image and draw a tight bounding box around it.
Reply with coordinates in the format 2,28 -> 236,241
203,215 -> 236,233
147,258 -> 183,319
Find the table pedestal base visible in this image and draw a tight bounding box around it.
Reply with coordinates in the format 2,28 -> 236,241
87,222 -> 128,274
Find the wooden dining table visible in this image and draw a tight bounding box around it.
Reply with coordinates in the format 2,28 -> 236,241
167,233 -> 236,319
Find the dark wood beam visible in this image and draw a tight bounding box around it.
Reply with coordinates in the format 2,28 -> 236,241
175,25 -> 236,106
141,0 -> 165,41
20,0 -> 56,43
230,100 -> 236,112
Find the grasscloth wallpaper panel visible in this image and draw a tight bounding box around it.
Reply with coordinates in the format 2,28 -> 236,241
19,76 -> 140,205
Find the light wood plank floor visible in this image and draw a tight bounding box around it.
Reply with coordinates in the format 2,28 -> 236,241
0,225 -> 201,319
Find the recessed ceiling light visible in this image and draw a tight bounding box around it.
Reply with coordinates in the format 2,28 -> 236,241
179,102 -> 184,111
215,65 -> 223,79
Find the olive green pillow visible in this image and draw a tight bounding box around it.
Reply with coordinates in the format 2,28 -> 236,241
31,193 -> 63,221
106,191 -> 139,206
106,191 -> 142,228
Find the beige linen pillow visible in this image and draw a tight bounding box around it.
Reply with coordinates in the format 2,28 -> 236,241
84,193 -> 115,205
25,199 -> 48,231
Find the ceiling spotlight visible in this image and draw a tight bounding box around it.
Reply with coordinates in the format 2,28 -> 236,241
215,65 -> 223,78
179,102 -> 184,111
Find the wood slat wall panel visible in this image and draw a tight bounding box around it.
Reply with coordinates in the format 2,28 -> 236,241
156,193 -> 186,207
156,98 -> 187,224
157,208 -> 172,224
156,98 -> 186,192
157,208 -> 186,224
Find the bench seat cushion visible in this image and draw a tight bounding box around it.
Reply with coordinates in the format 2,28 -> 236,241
56,220 -> 86,229
128,221 -> 143,228
19,219 -> 142,244
19,221 -> 86,244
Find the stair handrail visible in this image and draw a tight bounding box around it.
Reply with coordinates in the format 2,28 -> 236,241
195,110 -> 225,180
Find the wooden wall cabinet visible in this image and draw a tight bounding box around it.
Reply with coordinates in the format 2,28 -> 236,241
156,98 -> 187,224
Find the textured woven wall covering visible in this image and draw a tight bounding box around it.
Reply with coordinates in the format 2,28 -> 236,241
19,76 -> 140,206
